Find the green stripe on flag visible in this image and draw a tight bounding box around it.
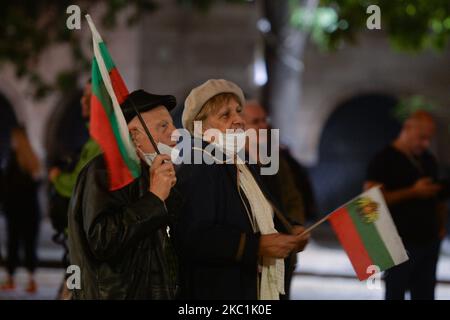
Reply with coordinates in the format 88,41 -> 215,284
91,58 -> 140,178
99,42 -> 115,72
347,201 -> 395,271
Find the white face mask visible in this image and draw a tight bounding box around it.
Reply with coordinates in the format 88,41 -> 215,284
213,131 -> 246,155
138,142 -> 180,167
140,149 -> 157,167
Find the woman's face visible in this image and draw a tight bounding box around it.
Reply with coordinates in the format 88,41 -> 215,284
202,97 -> 245,133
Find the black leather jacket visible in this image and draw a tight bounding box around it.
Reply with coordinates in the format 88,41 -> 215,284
68,155 -> 181,299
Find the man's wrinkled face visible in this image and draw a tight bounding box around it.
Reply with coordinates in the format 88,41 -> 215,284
129,106 -> 177,154
406,120 -> 436,156
203,97 -> 245,133
81,82 -> 92,119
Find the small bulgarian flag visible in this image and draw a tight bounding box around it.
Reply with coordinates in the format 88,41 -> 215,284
85,15 -> 140,190
328,186 -> 409,280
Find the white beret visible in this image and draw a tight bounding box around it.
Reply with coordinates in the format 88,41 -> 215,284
182,79 -> 245,134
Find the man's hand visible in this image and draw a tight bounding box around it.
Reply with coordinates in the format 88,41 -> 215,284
258,233 -> 300,259
291,225 -> 310,252
411,177 -> 441,199
48,167 -> 61,182
149,154 -> 176,202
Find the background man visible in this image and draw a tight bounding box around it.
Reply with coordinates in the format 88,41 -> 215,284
365,110 -> 448,300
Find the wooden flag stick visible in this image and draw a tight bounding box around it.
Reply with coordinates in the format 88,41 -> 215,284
129,98 -> 160,155
299,211 -> 334,237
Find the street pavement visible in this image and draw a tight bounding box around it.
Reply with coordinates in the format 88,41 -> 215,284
1,218 -> 450,300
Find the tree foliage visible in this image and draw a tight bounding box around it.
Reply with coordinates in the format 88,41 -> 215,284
292,0 -> 450,52
0,0 -> 159,98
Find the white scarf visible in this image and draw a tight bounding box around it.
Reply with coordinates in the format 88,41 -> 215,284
237,163 -> 285,300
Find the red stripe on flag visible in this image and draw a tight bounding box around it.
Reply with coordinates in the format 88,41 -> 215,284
90,94 -> 134,190
109,68 -> 129,105
329,207 -> 375,280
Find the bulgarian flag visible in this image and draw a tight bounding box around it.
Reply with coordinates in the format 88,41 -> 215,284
85,15 -> 140,190
329,187 -> 409,280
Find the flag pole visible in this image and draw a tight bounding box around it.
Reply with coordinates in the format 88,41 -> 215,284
128,98 -> 161,155
299,211 -> 334,237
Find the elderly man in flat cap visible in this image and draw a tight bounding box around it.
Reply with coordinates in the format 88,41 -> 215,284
68,89 -> 181,299
175,79 -> 309,300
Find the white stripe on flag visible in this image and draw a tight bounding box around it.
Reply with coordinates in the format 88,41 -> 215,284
365,187 -> 409,265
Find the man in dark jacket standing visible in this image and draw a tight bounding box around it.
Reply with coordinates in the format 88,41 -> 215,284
68,90 -> 181,299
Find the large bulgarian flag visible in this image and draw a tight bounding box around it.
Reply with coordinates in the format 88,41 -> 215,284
85,15 -> 140,190
328,186 -> 409,280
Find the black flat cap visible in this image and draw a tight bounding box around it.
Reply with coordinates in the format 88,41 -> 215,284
121,89 -> 177,123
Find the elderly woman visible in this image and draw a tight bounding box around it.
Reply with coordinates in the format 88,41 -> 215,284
176,79 -> 308,300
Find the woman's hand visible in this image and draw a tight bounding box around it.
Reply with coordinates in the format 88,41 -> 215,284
258,233 -> 299,259
291,225 -> 310,252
